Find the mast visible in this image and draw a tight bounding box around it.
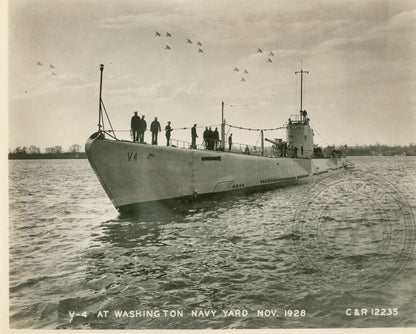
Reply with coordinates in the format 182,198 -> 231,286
98,64 -> 104,131
261,130 -> 264,156
295,68 -> 308,120
221,101 -> 225,150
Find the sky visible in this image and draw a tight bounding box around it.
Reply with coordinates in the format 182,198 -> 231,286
7,0 -> 416,151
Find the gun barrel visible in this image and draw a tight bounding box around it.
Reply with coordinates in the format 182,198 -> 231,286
265,138 -> 279,145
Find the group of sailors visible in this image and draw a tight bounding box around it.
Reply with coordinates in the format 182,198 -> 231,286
131,111 -> 234,151
131,111 -> 171,146
274,140 -> 289,157
191,125 -> 233,151
130,112 -> 307,157
202,127 -> 219,150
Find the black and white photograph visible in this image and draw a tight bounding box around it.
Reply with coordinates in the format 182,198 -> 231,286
4,0 -> 416,332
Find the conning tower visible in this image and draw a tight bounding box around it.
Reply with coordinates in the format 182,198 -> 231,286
286,68 -> 314,158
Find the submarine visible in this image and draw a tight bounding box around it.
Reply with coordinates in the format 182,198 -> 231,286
86,65 -> 349,214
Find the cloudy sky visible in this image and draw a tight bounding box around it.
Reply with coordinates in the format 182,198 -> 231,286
8,0 -> 416,151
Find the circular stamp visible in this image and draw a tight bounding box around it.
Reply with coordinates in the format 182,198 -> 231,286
293,169 -> 415,291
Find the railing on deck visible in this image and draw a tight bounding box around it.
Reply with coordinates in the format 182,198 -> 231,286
170,138 -> 274,157
289,115 -> 303,122
169,138 -> 206,151
105,130 -> 275,157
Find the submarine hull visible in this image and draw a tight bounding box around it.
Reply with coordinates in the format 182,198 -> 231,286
85,135 -> 346,214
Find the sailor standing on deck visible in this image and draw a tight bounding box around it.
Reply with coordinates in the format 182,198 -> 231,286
213,127 -> 219,150
208,127 -> 214,150
283,142 -> 288,157
150,117 -> 161,145
165,121 -> 172,146
302,110 -> 308,122
228,133 -> 233,152
139,115 -> 146,143
191,124 -> 198,149
130,111 -> 141,142
203,127 -> 209,149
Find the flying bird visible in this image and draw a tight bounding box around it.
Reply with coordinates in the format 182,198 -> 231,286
234,67 -> 239,72
241,77 -> 246,82
198,48 -> 203,53
187,38 -> 192,44
197,41 -> 202,46
244,69 -> 249,74
269,51 -> 274,56
267,58 -> 272,63
37,61 -> 42,66
165,45 -> 171,50
166,32 -> 171,37
155,31 -> 161,36
257,48 -> 263,53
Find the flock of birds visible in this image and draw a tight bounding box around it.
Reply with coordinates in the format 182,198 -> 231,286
155,31 -> 276,83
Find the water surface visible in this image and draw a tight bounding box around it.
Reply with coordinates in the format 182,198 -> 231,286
8,156 -> 416,329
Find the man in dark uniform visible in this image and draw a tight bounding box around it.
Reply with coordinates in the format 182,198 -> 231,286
130,111 -> 141,142
228,133 -> 233,152
302,110 -> 308,121
150,117 -> 161,145
165,121 -> 172,146
139,115 -> 146,143
283,141 -> 288,157
191,124 -> 198,149
277,139 -> 283,157
203,127 -> 209,149
213,127 -> 219,150
207,127 -> 214,150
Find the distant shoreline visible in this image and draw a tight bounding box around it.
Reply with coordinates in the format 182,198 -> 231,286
8,152 -> 415,160
8,152 -> 87,160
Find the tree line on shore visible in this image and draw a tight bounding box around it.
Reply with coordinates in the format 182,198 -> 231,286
8,143 -> 416,159
8,144 -> 86,159
346,143 -> 416,156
